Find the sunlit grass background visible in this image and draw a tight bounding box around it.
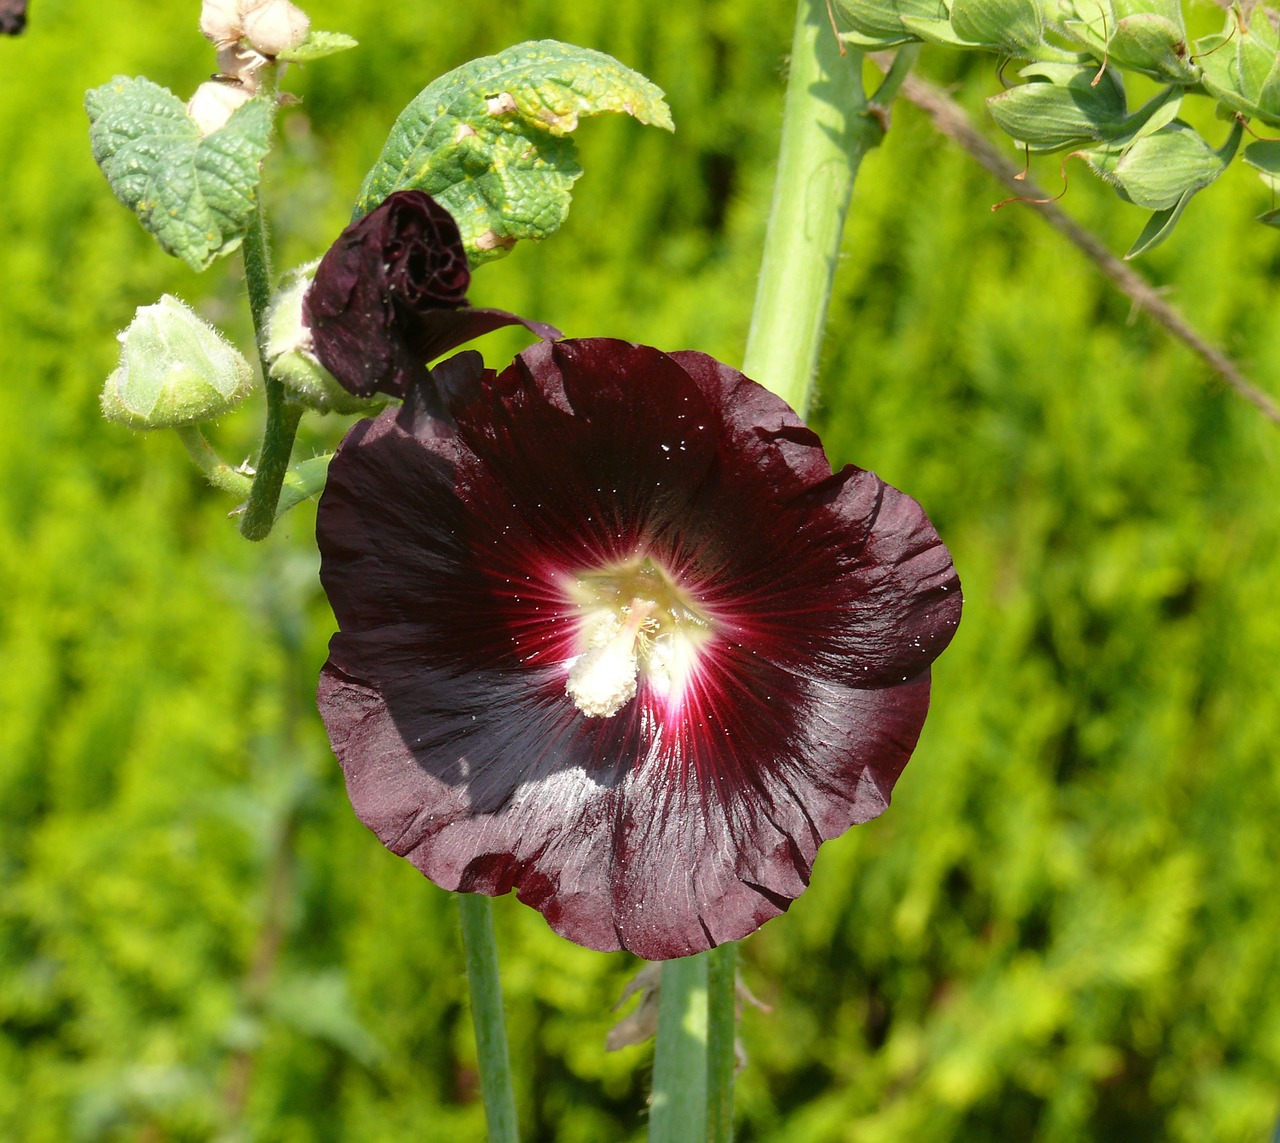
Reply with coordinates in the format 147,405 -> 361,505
2,1 -> 1279,1140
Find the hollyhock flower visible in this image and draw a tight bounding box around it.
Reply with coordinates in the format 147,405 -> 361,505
316,339 -> 961,960
302,191 -> 559,400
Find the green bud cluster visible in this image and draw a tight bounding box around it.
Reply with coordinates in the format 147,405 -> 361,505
836,0 -> 1280,251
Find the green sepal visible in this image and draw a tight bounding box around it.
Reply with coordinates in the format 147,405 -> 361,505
989,68 -> 1182,153
889,0 -> 1074,56
354,40 -> 673,266
988,65 -> 1127,151
1073,118 -> 1241,256
947,0 -> 1046,56
834,0 -> 942,48
276,30 -> 358,63
1125,188 -> 1192,257
1059,0 -> 1198,83
1198,8 -> 1280,127
86,76 -> 273,272
1109,119 -> 1241,211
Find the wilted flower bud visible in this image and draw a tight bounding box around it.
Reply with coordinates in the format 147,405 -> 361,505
187,79 -> 253,136
241,0 -> 309,57
101,295 -> 257,429
199,0 -> 242,46
264,268 -> 381,415
303,191 -> 560,399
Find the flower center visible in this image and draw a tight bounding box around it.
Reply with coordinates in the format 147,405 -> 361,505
564,557 -> 711,718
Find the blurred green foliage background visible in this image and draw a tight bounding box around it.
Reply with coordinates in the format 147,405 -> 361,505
3,1 -> 1280,1140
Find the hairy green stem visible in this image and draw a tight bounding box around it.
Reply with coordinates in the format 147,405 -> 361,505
458,895 -> 519,1143
175,426 -> 254,498
705,943 -> 738,1143
238,176 -> 304,541
742,0 -> 877,415
649,955 -> 708,1143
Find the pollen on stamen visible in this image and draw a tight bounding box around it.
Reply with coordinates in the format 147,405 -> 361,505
566,601 -> 655,718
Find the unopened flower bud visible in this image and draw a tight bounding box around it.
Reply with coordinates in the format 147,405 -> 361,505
264,268 -> 381,415
199,0 -> 242,46
187,79 -> 252,136
241,0 -> 309,57
102,295 -> 257,430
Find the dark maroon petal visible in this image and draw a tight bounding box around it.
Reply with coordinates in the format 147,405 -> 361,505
317,409 -> 468,632
412,309 -> 564,375
320,627 -> 931,959
303,191 -> 560,399
316,337 -> 962,957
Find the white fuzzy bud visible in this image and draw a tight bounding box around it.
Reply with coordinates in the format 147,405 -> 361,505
199,0 -> 242,46
186,79 -> 252,136
241,0 -> 310,56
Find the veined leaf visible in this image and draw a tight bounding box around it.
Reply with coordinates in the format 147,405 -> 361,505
277,30 -> 358,63
355,41 -> 673,266
86,76 -> 272,272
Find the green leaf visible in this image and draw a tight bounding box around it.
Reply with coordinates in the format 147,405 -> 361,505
1125,189 -> 1192,257
86,76 -> 272,272
276,30 -> 358,63
275,454 -> 333,517
355,40 -> 673,266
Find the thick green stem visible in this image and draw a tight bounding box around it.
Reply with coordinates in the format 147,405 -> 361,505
742,0 -> 877,415
705,944 -> 737,1143
238,181 -> 304,541
241,192 -> 274,352
649,955 -> 708,1143
669,9 -> 906,1142
458,895 -> 519,1143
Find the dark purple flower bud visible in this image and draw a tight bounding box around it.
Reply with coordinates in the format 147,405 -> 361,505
302,191 -> 559,400
1,0 -> 28,35
316,339 -> 962,959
